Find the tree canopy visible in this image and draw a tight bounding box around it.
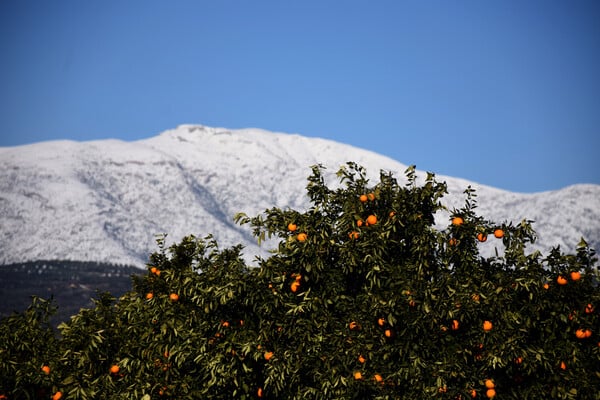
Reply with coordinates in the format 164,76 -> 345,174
1,163 -> 598,399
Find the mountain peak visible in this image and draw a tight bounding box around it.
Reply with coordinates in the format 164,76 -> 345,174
1,125 -> 598,267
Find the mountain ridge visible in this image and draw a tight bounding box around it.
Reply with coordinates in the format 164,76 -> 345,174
1,124 -> 599,268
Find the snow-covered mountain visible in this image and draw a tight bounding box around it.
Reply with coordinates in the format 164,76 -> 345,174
1,125 -> 599,268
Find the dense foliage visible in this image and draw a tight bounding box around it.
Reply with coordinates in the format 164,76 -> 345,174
1,163 -> 598,399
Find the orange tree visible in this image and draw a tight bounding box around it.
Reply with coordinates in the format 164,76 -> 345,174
0,163 -> 598,399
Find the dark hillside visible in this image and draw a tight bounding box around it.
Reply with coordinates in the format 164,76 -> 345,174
0,260 -> 142,326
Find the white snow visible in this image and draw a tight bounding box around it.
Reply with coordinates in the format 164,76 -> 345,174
1,124 -> 598,268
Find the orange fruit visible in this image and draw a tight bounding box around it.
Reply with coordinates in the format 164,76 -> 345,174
264,351 -> 273,361
493,229 -> 504,238
483,320 -> 493,331
41,365 -> 50,374
452,216 -> 464,226
353,371 -> 363,380
472,293 -> 480,302
470,389 -> 477,398
367,193 -> 375,201
486,388 -> 496,398
110,364 -> 120,374
570,271 -> 581,281
389,211 -> 396,217
150,267 -> 157,274
359,194 -> 368,203
52,392 -> 63,400
146,292 -> 153,300
556,276 -> 568,285
384,329 -> 393,338
366,215 -> 377,225
477,233 -> 487,242
349,321 -> 360,331
575,329 -> 587,339
287,222 -> 297,232
560,361 -> 567,370
357,219 -> 364,227
222,321 -> 230,328
374,374 -> 383,383
449,238 -> 458,246
377,317 -> 386,326
543,283 -> 549,289
451,319 -> 460,331
585,303 -> 594,314
169,293 -> 179,301
349,231 -> 360,240
484,379 -> 495,389
358,355 -> 366,363
290,281 -> 300,293
297,232 -> 307,242
257,387 -> 263,397
515,357 -> 523,365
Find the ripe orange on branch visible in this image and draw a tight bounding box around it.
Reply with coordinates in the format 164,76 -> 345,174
493,229 -> 504,238
585,303 -> 594,314
366,215 -> 377,225
483,320 -> 493,331
290,281 -> 300,293
556,276 -> 568,285
451,319 -> 460,331
297,233 -> 307,242
570,271 -> 581,281
452,216 -> 464,226
287,222 -> 297,232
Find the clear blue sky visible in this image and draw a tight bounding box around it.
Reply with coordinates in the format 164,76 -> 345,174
1,0 -> 599,193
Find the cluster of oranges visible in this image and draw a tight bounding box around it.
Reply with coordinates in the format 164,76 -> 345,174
557,271 -> 582,285
451,216 -> 504,244
353,355 -> 384,384
38,365 -> 62,400
287,222 -> 308,243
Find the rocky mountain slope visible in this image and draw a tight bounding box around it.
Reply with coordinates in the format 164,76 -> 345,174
1,125 -> 599,268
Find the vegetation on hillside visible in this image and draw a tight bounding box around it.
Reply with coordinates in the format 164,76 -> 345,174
1,163 -> 598,399
0,260 -> 140,326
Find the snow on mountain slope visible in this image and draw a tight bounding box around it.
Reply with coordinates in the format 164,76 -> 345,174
1,125 -> 599,268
